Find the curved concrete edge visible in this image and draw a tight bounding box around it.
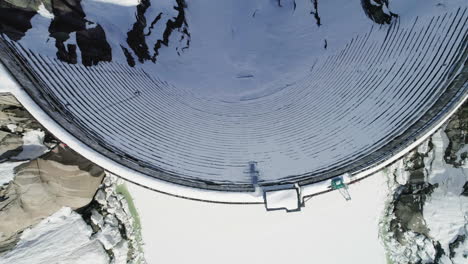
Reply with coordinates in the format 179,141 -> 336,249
0,63 -> 263,204
301,86 -> 468,199
1,60 -> 467,205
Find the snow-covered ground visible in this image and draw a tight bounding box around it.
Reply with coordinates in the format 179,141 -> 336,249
0,207 -> 109,264
126,173 -> 389,264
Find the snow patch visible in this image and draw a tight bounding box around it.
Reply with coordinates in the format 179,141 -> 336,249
37,4 -> 54,20
0,207 -> 109,264
5,124 -> 16,133
0,161 -> 26,186
13,130 -> 48,160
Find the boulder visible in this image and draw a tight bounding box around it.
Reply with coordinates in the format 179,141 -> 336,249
0,132 -> 22,162
0,144 -> 104,251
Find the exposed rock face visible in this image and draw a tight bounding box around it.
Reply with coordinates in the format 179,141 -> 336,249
126,0 -> 190,64
125,0 -> 152,63
0,94 -> 55,156
151,0 -> 190,61
310,0 -> 321,27
48,0 -> 112,66
0,0 -> 39,41
48,0 -> 85,63
444,101 -> 468,167
390,146 -> 435,240
360,0 -> 398,24
2,0 -> 189,67
381,102 -> 468,264
0,144 -> 105,251
0,0 -> 112,65
76,24 -> 112,66
2,0 -> 401,69
120,45 -> 136,67
0,95 -> 142,261
0,132 -> 22,162
0,94 -> 55,163
0,94 -> 42,131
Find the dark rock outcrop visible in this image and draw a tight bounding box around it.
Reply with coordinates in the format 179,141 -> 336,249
0,132 -> 23,162
48,0 -> 86,63
361,0 -> 398,25
0,94 -> 56,145
383,101 -> 468,263
76,24 -> 112,66
390,149 -> 436,242
121,45 -> 136,67
151,0 -> 190,62
0,1 -> 37,41
126,0 -> 190,64
444,101 -> 468,167
310,0 -> 321,27
48,0 -> 112,66
126,0 -> 152,63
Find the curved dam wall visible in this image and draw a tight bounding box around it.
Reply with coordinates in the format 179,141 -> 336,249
0,7 -> 467,199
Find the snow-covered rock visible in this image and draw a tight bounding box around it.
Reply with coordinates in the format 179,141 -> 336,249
0,132 -> 22,162
95,189 -> 107,206
95,224 -> 122,250
0,207 -> 109,264
0,144 -> 104,248
382,104 -> 468,264
88,173 -> 146,263
104,214 -> 119,228
423,130 -> 468,257
91,209 -> 105,228
11,130 -> 48,160
0,160 -> 25,186
112,240 -> 129,264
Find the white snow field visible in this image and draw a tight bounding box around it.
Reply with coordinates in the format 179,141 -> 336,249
0,0 -> 467,203
126,173 -> 390,264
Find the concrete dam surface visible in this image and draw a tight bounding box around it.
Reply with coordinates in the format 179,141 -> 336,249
0,0 -> 467,204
